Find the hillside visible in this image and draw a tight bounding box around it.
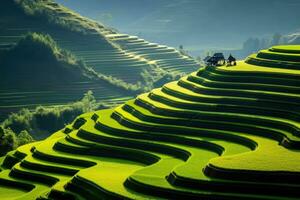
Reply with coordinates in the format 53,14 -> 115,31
0,32 -> 128,143
0,31 -> 130,120
0,0 -> 199,119
0,45 -> 300,199
0,32 -> 96,86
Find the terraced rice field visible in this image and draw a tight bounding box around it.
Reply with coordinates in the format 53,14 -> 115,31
106,34 -> 198,74
0,45 -> 300,199
0,81 -> 131,121
0,0 -> 199,119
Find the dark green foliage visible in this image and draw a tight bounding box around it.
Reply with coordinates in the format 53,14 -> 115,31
0,32 -> 92,87
0,90 -> 105,156
75,64 -> 181,94
3,32 -> 61,63
0,32 -> 170,94
2,109 -> 33,134
17,130 -> 34,146
81,90 -> 97,112
15,0 -> 109,34
2,90 -> 100,137
0,127 -> 17,156
11,32 -> 58,61
140,68 -> 182,92
34,108 -> 62,134
153,73 -> 182,88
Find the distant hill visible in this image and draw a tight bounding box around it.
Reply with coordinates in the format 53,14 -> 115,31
56,0 -> 300,54
0,0 -> 199,119
222,30 -> 300,59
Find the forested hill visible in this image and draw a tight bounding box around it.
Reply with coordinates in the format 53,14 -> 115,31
0,32 -> 98,87
0,0 -> 199,119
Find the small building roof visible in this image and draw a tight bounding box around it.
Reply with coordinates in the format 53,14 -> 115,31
228,54 -> 236,61
212,53 -> 225,58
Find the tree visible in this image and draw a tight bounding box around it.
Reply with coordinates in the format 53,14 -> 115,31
81,90 -> 97,112
17,130 -> 34,146
0,127 -> 17,156
179,45 -> 184,51
179,45 -> 189,56
2,108 -> 33,134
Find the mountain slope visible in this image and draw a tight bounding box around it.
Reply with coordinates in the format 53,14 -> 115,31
0,32 -> 95,86
1,0 -> 199,84
0,45 -> 300,199
0,31 -> 130,120
0,0 -> 199,120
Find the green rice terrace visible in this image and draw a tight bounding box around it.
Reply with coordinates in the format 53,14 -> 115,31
0,0 -> 199,120
0,45 -> 299,199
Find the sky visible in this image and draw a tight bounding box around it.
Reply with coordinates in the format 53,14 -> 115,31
55,0 -> 300,55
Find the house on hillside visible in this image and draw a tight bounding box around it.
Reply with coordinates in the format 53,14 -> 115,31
204,53 -> 226,66
227,54 -> 237,66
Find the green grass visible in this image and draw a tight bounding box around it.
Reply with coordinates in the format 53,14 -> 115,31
220,60 -> 300,74
1,44 -> 300,199
0,185 -> 28,199
270,45 -> 300,54
245,46 -> 300,69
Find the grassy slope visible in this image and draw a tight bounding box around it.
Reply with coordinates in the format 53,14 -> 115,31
0,0 -> 199,120
0,45 -> 299,199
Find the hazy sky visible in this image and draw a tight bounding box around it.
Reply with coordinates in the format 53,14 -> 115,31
56,0 -> 300,54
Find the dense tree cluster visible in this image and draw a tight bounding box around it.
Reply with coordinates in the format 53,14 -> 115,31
0,91 -> 103,156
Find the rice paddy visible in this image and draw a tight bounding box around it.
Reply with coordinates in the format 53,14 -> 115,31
1,45 -> 300,199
